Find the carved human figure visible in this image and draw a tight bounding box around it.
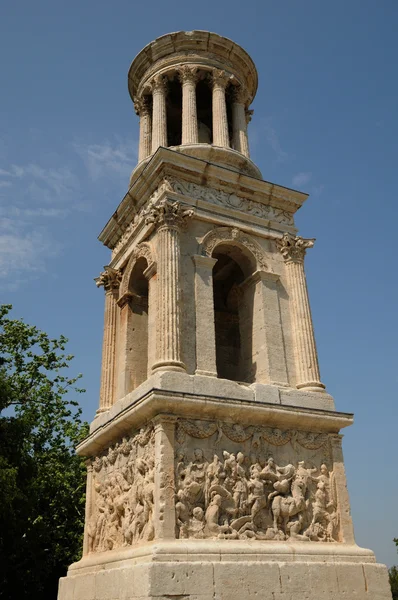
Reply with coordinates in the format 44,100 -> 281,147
188,507 -> 205,539
248,471 -> 267,522
232,452 -> 248,515
205,455 -> 224,506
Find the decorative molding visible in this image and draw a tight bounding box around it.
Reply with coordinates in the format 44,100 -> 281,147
277,233 -> 315,264
200,226 -> 269,271
169,178 -> 294,226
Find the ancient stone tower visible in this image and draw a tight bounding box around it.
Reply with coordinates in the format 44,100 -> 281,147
58,31 -> 392,600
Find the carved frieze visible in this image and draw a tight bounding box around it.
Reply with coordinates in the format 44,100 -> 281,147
87,424 -> 155,553
175,418 -> 338,543
169,178 -> 294,226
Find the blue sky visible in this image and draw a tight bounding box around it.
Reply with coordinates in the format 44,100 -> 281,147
1,0 -> 397,567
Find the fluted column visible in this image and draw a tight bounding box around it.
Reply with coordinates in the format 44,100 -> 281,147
180,65 -> 199,144
135,96 -> 152,161
95,267 -> 122,412
151,75 -> 168,153
212,69 -> 230,147
146,199 -> 193,372
232,86 -> 249,157
278,233 -> 325,391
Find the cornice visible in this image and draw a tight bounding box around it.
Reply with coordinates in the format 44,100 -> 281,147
98,148 -> 309,251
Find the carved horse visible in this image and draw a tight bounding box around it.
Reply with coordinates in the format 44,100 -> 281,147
271,478 -> 307,533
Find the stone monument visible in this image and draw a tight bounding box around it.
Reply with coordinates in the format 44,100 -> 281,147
58,31 -> 392,600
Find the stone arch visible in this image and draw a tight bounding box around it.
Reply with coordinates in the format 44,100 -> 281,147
119,242 -> 156,300
200,226 -> 268,273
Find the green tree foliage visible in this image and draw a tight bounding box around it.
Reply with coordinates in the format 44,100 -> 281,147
0,305 -> 88,599
390,539 -> 398,600
390,566 -> 398,600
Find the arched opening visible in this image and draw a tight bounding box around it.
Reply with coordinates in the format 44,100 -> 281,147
166,78 -> 182,146
212,244 -> 255,383
128,257 -> 149,390
196,78 -> 213,143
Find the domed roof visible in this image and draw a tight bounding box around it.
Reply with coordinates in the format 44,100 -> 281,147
128,30 -> 258,103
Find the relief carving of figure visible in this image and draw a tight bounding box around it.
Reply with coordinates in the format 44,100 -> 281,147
175,445 -> 338,543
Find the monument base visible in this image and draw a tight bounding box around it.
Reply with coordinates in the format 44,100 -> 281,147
58,540 -> 392,600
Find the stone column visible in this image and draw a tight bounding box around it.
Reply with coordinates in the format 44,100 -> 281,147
153,415 -> 176,540
231,86 -> 249,157
212,69 -> 230,148
82,460 -> 93,556
151,74 -> 168,153
180,65 -> 199,145
330,434 -> 355,544
192,255 -> 218,376
135,96 -> 152,161
278,234 -> 325,391
146,199 -> 193,372
95,267 -> 121,412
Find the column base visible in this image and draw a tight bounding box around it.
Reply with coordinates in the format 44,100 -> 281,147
151,360 -> 186,373
58,540 -> 392,600
297,381 -> 326,392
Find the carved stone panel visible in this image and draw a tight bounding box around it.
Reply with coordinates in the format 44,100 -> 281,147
87,423 -> 155,553
175,418 -> 339,543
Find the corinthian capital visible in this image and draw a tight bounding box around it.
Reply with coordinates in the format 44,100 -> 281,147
277,233 -> 315,263
95,266 -> 122,292
133,95 -> 151,117
145,198 -> 193,230
178,64 -> 198,85
231,85 -> 248,105
212,69 -> 231,89
150,74 -> 168,94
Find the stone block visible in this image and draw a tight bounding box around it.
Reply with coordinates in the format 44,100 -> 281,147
95,568 -> 121,600
145,562 -> 214,597
73,573 -> 96,600
363,563 -> 393,599
214,562 -> 280,599
250,383 -> 280,404
336,563 -> 366,597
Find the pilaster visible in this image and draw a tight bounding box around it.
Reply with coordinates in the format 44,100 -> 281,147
241,270 -> 289,386
192,255 -> 218,376
330,434 -> 356,544
153,415 -> 177,540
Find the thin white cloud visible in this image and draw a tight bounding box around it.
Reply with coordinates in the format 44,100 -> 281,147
261,118 -> 288,163
0,181 -> 12,189
74,138 -> 137,181
292,172 -> 312,187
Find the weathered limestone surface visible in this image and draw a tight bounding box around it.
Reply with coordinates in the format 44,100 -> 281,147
60,30 -> 392,600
